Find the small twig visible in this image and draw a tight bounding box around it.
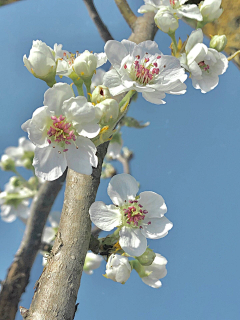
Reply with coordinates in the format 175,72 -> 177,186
114,0 -> 137,30
83,0 -> 114,43
0,170 -> 67,320
117,154 -> 131,174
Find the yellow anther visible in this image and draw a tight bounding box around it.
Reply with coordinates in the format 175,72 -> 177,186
81,72 -> 84,76
120,99 -> 129,113
94,70 -> 96,74
100,126 -> 109,134
113,241 -> 122,252
87,93 -> 92,97
77,77 -> 81,81
70,83 -> 74,87
59,75 -> 63,79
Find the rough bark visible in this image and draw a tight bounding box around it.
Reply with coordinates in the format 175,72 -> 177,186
24,143 -> 108,320
0,171 -> 67,320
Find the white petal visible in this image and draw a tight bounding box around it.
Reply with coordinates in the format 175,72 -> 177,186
95,52 -> 107,68
107,173 -> 139,206
43,83 -> 74,113
48,211 -> 61,228
187,43 -> 208,65
141,217 -> 173,239
132,41 -> 162,57
104,40 -> 129,70
185,29 -> 204,54
65,136 -> 98,175
142,277 -> 162,288
74,120 -> 100,139
1,205 -> 17,222
119,226 -> 147,257
139,191 -> 167,218
103,69 -> 127,96
138,4 -> 157,13
121,40 -> 136,55
89,201 -> 121,231
177,5 -> 202,21
192,74 -> 219,93
33,146 -> 67,181
142,90 -> 166,105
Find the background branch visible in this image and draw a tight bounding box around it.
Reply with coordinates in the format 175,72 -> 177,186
82,0 -> 114,42
0,170 -> 67,320
114,0 -> 137,30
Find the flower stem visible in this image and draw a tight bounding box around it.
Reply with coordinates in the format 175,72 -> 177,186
169,32 -> 178,56
84,80 -> 92,102
119,90 -> 136,111
228,50 -> 240,61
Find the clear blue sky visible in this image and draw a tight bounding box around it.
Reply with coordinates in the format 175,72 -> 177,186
0,1 -> 240,319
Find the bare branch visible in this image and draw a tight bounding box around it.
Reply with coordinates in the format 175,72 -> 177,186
83,0 -> 114,42
117,154 -> 131,174
114,0 -> 137,30
0,170 -> 67,320
23,11 -> 158,320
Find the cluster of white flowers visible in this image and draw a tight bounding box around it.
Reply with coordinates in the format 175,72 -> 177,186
1,0 -> 230,292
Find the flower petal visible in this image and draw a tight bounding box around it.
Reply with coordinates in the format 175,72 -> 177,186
107,173 -> 139,206
141,217 -> 173,239
187,43 -> 208,65
185,29 -> 204,54
119,226 -> 147,257
89,201 -> 121,231
65,136 -> 98,175
139,191 -> 167,218
142,90 -> 166,105
33,146 -> 67,181
43,83 -> 74,113
177,5 -> 202,21
141,277 -> 162,288
103,69 -> 127,96
104,40 -> 128,70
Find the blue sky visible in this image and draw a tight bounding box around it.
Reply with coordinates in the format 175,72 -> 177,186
0,0 -> 240,319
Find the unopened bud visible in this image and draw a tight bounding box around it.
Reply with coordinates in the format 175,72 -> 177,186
210,35 -> 227,52
154,7 -> 178,34
10,176 -> 22,188
0,155 -> 16,172
92,85 -> 112,104
95,99 -> 119,124
74,50 -> 97,79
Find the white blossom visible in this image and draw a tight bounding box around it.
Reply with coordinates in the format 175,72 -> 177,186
103,39 -> 187,105
54,44 -> 107,79
83,252 -> 103,275
141,253 -> 168,288
4,137 -> 35,168
199,0 -> 223,23
23,40 -> 56,85
0,178 -> 31,223
179,29 -> 228,93
74,50 -> 107,79
107,140 -> 123,159
89,174 -> 173,257
105,254 -> 131,284
138,0 -> 202,21
22,83 -> 100,181
154,6 -> 179,33
94,99 -> 119,125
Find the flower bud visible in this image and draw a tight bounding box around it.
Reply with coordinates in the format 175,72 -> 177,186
122,147 -> 133,160
0,155 -> 16,172
136,248 -> 156,266
74,50 -> 98,79
92,85 -> 112,104
101,163 -> 116,179
200,0 -> 223,23
210,35 -> 227,52
9,176 -> 22,188
154,7 -> 178,34
28,176 -> 39,189
23,40 -> 57,87
104,254 -> 131,284
95,99 -> 119,124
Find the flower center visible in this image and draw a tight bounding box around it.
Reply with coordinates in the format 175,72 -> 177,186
121,199 -> 151,228
198,61 -> 210,72
60,51 -> 78,67
47,115 -> 76,152
124,54 -> 163,86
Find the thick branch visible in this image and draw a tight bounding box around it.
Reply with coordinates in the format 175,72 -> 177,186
23,11 -> 158,320
114,0 -> 137,30
25,143 -> 108,320
0,171 -> 67,320
82,0 -> 114,42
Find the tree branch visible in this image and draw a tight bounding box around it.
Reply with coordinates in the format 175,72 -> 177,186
0,171 -> 67,320
115,0 -> 137,30
82,0 -> 114,42
114,0 -> 137,30
23,11 -> 158,320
